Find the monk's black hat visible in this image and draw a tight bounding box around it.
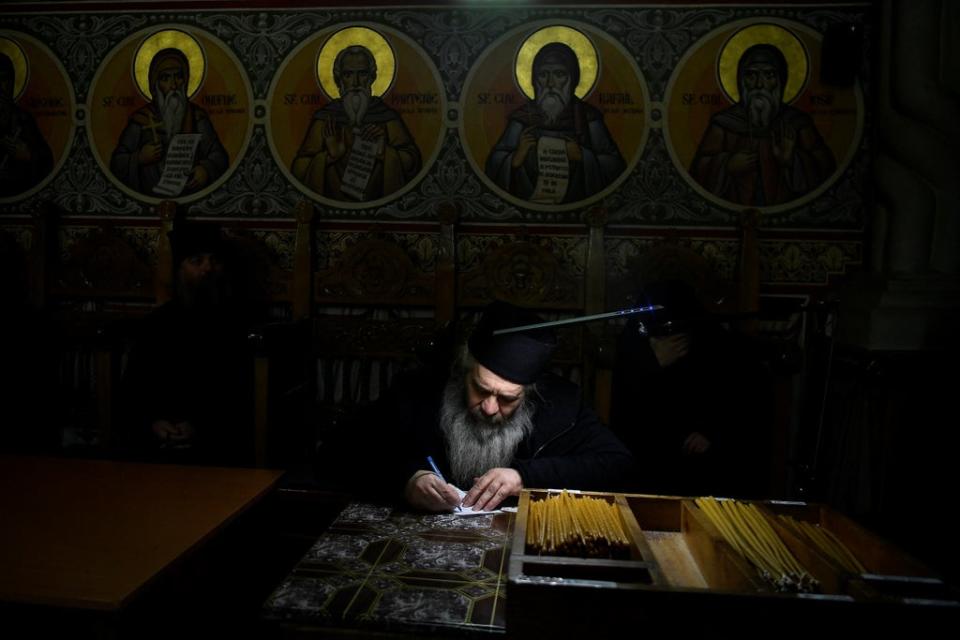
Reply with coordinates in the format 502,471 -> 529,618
169,221 -> 226,265
467,300 -> 558,385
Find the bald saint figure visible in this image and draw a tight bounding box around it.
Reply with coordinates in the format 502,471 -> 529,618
291,45 -> 421,201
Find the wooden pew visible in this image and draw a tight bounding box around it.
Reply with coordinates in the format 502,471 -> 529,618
41,205 -> 163,452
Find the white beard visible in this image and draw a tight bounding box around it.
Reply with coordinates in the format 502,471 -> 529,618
536,81 -> 571,126
746,89 -> 778,129
342,88 -> 370,127
156,87 -> 187,137
439,376 -> 534,488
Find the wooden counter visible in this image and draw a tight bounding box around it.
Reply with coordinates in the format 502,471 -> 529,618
0,455 -> 283,612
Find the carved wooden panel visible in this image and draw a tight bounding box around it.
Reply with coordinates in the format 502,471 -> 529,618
604,236 -> 737,311
227,228 -> 296,303
53,225 -> 154,299
458,236 -> 584,309
312,316 -> 437,360
314,234 -> 437,306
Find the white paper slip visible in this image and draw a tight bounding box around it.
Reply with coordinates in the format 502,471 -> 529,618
451,486 -> 501,516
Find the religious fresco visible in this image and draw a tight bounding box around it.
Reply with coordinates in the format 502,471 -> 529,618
460,22 -> 650,211
268,25 -> 444,208
0,3 -> 871,288
664,19 -> 863,213
0,31 -> 74,201
87,26 -> 253,202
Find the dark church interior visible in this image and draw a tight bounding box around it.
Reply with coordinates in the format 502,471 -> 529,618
2,0 -> 958,637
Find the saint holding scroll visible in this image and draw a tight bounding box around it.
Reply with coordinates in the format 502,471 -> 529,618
485,42 -> 625,204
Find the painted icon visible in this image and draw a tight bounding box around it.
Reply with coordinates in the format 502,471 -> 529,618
109,30 -> 228,197
0,36 -> 54,198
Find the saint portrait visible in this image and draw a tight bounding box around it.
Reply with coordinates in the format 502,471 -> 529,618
89,26 -> 252,202
0,34 -> 72,199
690,28 -> 835,206
270,26 -> 443,207
665,21 -> 862,212
461,23 -> 648,211
110,32 -> 227,198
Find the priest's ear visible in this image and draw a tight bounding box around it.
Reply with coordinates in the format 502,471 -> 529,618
820,23 -> 862,87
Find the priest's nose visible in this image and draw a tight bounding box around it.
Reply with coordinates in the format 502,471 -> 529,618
480,396 -> 500,416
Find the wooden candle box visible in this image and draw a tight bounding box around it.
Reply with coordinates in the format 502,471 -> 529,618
507,490 -> 959,636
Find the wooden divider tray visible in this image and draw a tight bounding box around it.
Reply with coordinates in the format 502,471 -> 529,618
507,490 -> 959,635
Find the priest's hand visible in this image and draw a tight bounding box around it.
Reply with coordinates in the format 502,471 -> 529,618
138,142 -> 163,166
186,165 -> 209,191
321,118 -> 346,162
151,419 -> 195,446
405,470 -> 462,512
462,468 -> 522,512
359,123 -> 384,142
682,431 -> 711,455
772,121 -> 798,166
511,127 -> 537,168
650,333 -> 690,368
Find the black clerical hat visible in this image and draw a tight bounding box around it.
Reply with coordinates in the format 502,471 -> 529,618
467,300 -> 558,385
169,222 -> 226,265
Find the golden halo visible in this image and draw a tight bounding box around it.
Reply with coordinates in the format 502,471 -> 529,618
516,26 -> 598,100
0,36 -> 29,101
133,29 -> 206,100
718,24 -> 808,105
317,27 -> 396,99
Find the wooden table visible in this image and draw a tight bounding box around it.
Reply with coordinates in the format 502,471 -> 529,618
0,455 -> 283,613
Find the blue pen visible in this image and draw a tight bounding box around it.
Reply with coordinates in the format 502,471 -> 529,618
427,456 -> 465,510
426,456 -> 446,483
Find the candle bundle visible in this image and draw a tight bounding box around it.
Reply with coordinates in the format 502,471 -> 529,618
525,491 -> 631,559
695,497 -> 819,593
777,514 -> 867,574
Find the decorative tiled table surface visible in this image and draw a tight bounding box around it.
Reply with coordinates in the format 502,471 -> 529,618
263,503 -> 513,636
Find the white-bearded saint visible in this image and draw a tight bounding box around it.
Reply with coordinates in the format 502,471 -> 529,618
291,45 -> 422,202
110,48 -> 228,196
485,42 -> 626,204
690,43 -> 837,206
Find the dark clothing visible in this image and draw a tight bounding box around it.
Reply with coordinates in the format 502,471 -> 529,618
485,99 -> 625,204
110,102 -> 229,197
372,369 -> 636,497
690,103 -> 836,207
291,97 -> 421,201
119,299 -> 254,466
0,104 -> 54,197
610,320 -> 769,497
